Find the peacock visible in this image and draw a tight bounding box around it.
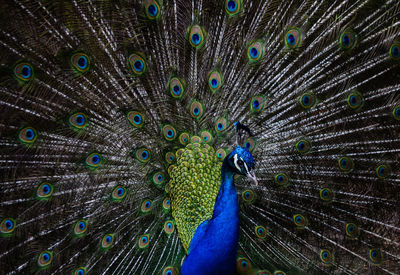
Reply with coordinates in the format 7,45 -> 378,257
0,0 -> 399,274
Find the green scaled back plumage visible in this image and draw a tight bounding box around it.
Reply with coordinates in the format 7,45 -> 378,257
169,139 -> 221,253
0,0 -> 400,274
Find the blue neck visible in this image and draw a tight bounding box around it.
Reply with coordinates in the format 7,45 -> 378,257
181,158 -> 239,275
213,160 -> 237,217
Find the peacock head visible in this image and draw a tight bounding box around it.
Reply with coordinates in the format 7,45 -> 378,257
226,146 -> 258,185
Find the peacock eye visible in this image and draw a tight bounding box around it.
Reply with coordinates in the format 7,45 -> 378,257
237,160 -> 244,167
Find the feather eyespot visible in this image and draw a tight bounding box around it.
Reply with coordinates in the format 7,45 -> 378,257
255,226 -> 267,239
163,220 -> 175,234
138,234 -> 150,249
250,96 -> 264,113
393,106 -> 400,120
18,126 -> 37,145
274,173 -> 289,186
338,156 -> 354,173
179,132 -> 190,145
293,214 -> 307,228
73,219 -> 88,237
284,28 -> 302,49
389,42 -> 400,61
346,91 -> 364,111
69,112 -> 88,130
37,251 -> 53,268
319,188 -> 334,202
165,151 -> 176,164
339,29 -> 357,50
215,148 -> 227,161
74,267 -> 87,275
1,218 -> 16,236
144,0 -> 161,20
163,125 -> 177,141
71,53 -> 90,73
141,199 -> 153,213
320,249 -> 333,265
244,137 -> 256,152
369,249 -> 382,264
111,185 -> 127,202
209,77 -> 219,89
295,139 -> 311,154
208,70 -> 223,93
188,25 -> 206,49
127,111 -> 145,128
236,257 -> 252,273
345,222 -> 359,239
274,271 -> 286,275
255,271 -> 272,275
190,100 -> 204,119
168,77 -> 185,99
225,0 -> 242,16
152,171 -> 165,187
14,62 -> 34,82
247,41 -> 265,62
242,190 -> 255,203
128,53 -> 147,75
36,182 -> 54,200
101,234 -> 114,249
200,130 -> 212,143
86,153 -> 102,169
215,117 -> 228,133
376,164 -> 391,179
299,92 -> 316,109
162,197 -> 171,211
162,266 -> 178,275
134,147 -> 151,164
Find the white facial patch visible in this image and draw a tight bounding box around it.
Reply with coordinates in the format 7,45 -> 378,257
233,154 -> 240,171
243,162 -> 249,174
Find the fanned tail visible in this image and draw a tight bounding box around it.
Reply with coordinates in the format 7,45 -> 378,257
0,0 -> 399,274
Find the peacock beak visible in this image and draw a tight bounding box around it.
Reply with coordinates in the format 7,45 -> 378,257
246,170 -> 258,185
